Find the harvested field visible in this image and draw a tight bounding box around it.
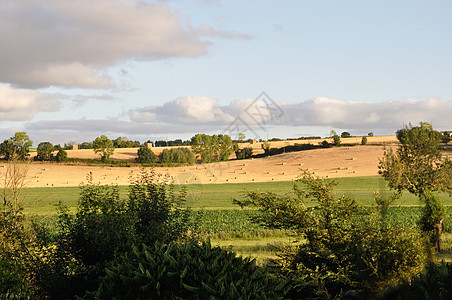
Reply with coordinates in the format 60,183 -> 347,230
1,136 -> 399,188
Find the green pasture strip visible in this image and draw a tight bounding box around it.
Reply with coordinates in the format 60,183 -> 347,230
15,175 -> 452,216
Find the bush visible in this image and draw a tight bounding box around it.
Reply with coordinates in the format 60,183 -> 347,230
381,261 -> 452,299
36,169 -> 193,299
135,145 -> 157,163
234,145 -> 253,160
361,136 -> 368,145
321,140 -> 331,148
88,241 -> 290,299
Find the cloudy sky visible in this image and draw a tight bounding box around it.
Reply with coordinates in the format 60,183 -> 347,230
1,0 -> 451,145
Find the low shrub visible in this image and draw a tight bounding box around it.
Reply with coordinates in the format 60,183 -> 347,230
87,241 -> 290,299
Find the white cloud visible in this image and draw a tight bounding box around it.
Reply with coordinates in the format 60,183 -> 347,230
0,85 -> 60,120
130,96 -> 234,124
0,0 -> 209,88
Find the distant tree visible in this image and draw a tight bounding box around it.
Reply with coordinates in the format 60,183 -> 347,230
234,144 -> 253,159
333,134 -> 341,146
191,134 -> 233,163
0,132 -> 33,160
442,131 -> 451,144
93,135 -> 115,162
238,132 -> 246,142
159,148 -> 195,164
321,140 -> 331,148
330,130 -> 337,137
368,132 -> 374,137
261,141 -> 271,156
55,149 -> 68,162
341,131 -> 351,138
135,145 -> 157,163
79,142 -> 93,149
36,142 -> 54,161
361,136 -> 368,145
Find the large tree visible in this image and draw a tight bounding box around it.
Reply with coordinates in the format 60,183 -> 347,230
379,122 -> 452,251
93,135 -> 115,162
0,132 -> 33,160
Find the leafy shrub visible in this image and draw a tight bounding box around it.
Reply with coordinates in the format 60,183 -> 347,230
88,241 -> 290,299
381,261 -> 452,299
36,169 -> 193,299
36,142 -> 54,161
159,148 -> 195,164
235,172 -> 428,299
135,145 -> 157,163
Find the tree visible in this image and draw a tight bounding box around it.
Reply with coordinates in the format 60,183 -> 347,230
368,132 -> 374,137
36,142 -> 54,161
234,172 -> 427,298
238,132 -> 246,142
361,136 -> 368,145
135,145 -> 157,163
333,134 -> 341,146
0,132 -> 32,160
93,135 -> 114,162
442,131 -> 451,144
190,134 -> 233,163
55,149 -> 68,162
341,131 -> 351,138
379,122 -> 452,250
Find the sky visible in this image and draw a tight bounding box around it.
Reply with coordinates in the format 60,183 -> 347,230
1,0 -> 451,146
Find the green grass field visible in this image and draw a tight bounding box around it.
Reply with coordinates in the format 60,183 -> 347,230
19,175 -> 452,216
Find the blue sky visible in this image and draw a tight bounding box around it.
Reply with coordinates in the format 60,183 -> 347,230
0,0 -> 451,145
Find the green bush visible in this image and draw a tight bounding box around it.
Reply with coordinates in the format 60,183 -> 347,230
35,169 -> 193,299
55,149 -> 68,162
135,145 -> 157,163
88,241 -> 290,299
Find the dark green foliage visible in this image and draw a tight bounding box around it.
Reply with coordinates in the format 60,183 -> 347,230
333,134 -> 341,146
381,261 -> 452,300
113,137 -> 140,148
0,132 -> 32,160
158,147 -> 195,164
262,141 -> 271,156
55,149 -> 68,162
235,172 -> 428,299
36,142 -> 54,161
135,145 -> 157,163
321,140 -> 331,148
341,131 -> 351,138
442,131 -> 451,144
88,241 -> 289,299
361,136 -> 368,145
234,144 -> 253,159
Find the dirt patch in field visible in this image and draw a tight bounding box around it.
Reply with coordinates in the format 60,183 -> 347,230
0,136 -> 398,188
